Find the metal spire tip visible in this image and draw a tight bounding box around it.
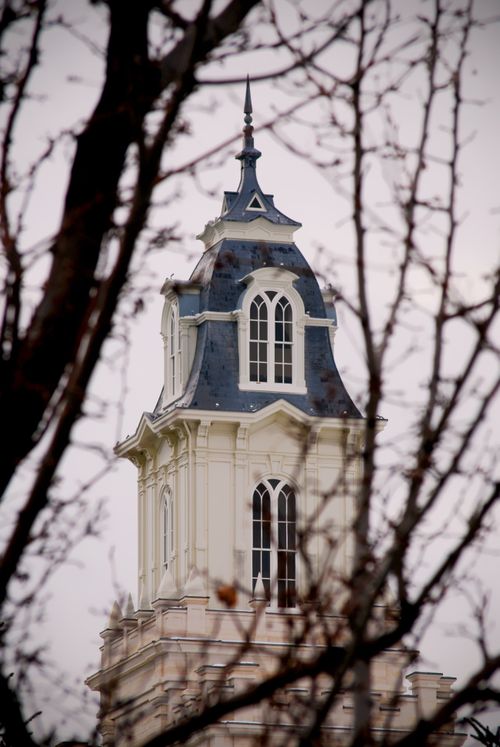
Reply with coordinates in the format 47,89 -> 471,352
244,75 -> 253,121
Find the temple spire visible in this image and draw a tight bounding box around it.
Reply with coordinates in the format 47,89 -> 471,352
210,77 -> 299,227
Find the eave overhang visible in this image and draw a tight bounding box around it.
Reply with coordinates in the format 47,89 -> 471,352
115,399 -> 383,463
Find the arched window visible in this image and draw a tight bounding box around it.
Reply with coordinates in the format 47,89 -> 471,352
165,302 -> 181,401
252,479 -> 296,608
161,488 -> 174,571
249,292 -> 293,385
238,268 -> 306,394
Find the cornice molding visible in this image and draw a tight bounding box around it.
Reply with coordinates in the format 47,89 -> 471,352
197,216 -> 299,250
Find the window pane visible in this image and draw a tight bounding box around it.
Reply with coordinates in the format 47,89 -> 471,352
263,519 -> 271,548
275,358 -> 284,383
278,580 -> 286,608
262,491 -> 271,519
252,550 -> 260,577
262,550 -> 270,578
253,489 -> 261,515
250,320 -> 258,339
278,493 -> 286,521
278,522 -> 286,548
251,295 -> 263,313
277,551 -> 286,577
253,521 -> 260,547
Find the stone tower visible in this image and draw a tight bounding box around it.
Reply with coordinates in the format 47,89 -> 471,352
87,82 -> 466,747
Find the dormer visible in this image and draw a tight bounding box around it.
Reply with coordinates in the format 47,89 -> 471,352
236,267 -> 306,394
160,280 -> 200,408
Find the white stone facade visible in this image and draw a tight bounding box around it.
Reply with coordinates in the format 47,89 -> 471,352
115,402 -> 363,611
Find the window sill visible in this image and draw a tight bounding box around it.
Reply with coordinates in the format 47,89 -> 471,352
239,381 -> 306,395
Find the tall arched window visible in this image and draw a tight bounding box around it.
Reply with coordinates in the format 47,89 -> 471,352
166,302 -> 181,401
162,488 -> 174,571
249,293 -> 293,385
252,479 -> 296,608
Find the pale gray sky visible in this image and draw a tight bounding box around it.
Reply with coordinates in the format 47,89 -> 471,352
3,0 -> 500,741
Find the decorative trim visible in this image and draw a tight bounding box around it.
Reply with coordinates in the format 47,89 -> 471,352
239,381 -> 307,395
236,424 -> 249,450
115,400 -> 368,460
179,309 -> 336,329
196,421 -> 211,449
245,193 -> 266,212
197,217 -> 299,250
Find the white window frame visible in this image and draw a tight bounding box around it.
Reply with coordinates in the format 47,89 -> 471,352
162,298 -> 182,405
251,478 -> 297,609
238,267 -> 306,394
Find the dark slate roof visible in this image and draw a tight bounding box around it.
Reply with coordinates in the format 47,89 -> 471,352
221,173 -> 300,227
192,240 -> 325,316
153,237 -> 362,420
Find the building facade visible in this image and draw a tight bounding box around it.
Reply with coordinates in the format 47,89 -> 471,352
87,83 -> 466,747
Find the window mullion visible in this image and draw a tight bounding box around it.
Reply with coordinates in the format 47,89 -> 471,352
269,297 -> 276,383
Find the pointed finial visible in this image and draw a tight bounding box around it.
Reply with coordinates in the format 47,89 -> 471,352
236,76 -> 261,169
243,76 -> 253,136
124,592 -> 135,618
138,583 -> 149,611
252,573 -> 268,602
107,600 -> 122,630
244,75 -> 253,122
249,572 -> 268,609
183,565 -> 206,596
156,568 -> 177,600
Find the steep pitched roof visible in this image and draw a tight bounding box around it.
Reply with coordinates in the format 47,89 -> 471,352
153,237 -> 361,420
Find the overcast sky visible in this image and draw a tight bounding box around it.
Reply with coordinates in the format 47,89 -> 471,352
4,1 -> 500,741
